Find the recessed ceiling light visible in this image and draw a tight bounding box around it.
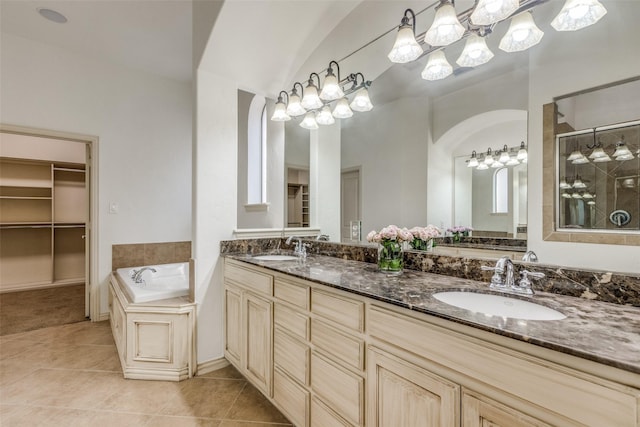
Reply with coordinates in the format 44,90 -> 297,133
37,8 -> 68,24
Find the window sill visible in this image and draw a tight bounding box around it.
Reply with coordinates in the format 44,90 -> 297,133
244,203 -> 270,212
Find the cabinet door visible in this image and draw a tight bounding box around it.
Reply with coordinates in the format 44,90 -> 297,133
244,291 -> 273,396
462,392 -> 551,427
368,347 -> 459,427
224,286 -> 242,366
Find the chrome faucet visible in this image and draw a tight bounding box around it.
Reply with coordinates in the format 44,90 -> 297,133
316,234 -> 330,241
131,267 -> 156,284
481,256 -> 515,290
286,236 -> 310,259
522,250 -> 538,262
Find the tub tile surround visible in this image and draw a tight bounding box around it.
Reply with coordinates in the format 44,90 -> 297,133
221,238 -> 640,306
225,252 -> 640,374
434,236 -> 527,250
112,241 -> 191,270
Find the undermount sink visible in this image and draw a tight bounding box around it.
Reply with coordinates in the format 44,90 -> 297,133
433,291 -> 566,321
252,254 -> 299,261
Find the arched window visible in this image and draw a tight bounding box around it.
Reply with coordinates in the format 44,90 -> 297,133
247,95 -> 267,204
494,167 -> 508,213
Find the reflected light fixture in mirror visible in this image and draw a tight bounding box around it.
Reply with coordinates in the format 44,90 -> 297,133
388,9 -> 423,63
300,112 -> 319,130
456,33 -> 494,67
421,50 -> 453,81
466,144 -> 527,170
424,0 -> 465,47
551,0 -> 607,31
470,0 -> 519,25
499,11 -> 544,52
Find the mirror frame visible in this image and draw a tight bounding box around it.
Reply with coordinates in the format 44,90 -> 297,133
542,102 -> 640,246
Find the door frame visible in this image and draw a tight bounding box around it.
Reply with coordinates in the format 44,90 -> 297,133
0,124 -> 100,320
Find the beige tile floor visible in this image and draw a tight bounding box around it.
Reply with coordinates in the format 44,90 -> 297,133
0,321 -> 292,427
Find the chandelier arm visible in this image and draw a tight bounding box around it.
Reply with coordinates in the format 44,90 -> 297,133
309,72 -> 321,87
292,81 -> 304,96
329,60 -> 341,81
278,90 -> 289,104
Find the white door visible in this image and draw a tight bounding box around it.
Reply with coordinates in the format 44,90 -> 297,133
341,169 -> 361,242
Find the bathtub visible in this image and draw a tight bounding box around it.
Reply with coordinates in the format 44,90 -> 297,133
116,262 -> 189,303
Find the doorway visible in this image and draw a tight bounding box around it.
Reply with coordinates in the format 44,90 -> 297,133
341,169 -> 361,242
0,126 -> 97,334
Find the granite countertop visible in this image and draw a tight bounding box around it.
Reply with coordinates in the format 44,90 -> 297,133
435,243 -> 527,252
226,253 -> 640,374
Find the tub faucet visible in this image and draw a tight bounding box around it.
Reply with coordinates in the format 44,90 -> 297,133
522,250 -> 538,262
131,267 -> 156,284
316,234 -> 330,241
481,256 -> 515,290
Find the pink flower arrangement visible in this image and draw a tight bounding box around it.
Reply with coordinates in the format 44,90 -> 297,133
447,226 -> 473,234
409,225 -> 441,241
366,225 -> 414,243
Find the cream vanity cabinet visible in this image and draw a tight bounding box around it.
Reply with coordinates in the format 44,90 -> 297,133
224,259 -> 274,396
224,260 -> 640,427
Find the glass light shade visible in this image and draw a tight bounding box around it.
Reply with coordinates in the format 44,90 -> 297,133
559,178 -> 571,189
477,162 -> 489,170
582,191 -> 594,199
316,106 -> 335,126
468,153 -> 479,168
456,34 -> 494,67
588,146 -> 607,159
571,155 -> 589,164
572,178 -> 587,189
421,50 -> 453,81
622,178 -> 636,188
424,2 -> 465,47
350,88 -> 373,112
506,156 -> 520,166
332,98 -> 353,118
491,160 -> 504,168
561,192 -> 572,199
498,150 -> 510,163
470,0 -> 519,25
499,12 -> 544,53
286,93 -> 306,117
517,146 -> 528,160
587,200 -> 596,205
571,192 -> 583,199
484,152 -> 494,165
301,83 -> 323,110
551,0 -> 607,32
271,100 -> 291,121
566,150 -> 583,161
388,25 -> 423,63
300,112 -> 319,130
592,154 -> 612,163
613,143 -> 632,158
616,153 -> 635,161
319,72 -> 344,101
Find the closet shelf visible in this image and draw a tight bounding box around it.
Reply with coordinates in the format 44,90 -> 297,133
1,222 -> 53,229
54,223 -> 86,229
0,196 -> 52,200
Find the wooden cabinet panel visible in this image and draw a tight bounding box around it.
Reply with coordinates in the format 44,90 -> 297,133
274,302 -> 309,340
311,289 -> 364,332
368,347 -> 459,427
311,352 -> 364,426
311,319 -> 364,371
226,260 -> 273,295
244,291 -> 273,396
274,327 -> 309,385
224,286 -> 242,366
274,277 -> 309,309
462,391 -> 551,427
310,396 -> 352,427
274,368 -> 309,427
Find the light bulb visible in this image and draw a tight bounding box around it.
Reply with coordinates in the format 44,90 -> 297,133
332,98 -> 353,119
424,1 -> 465,47
421,50 -> 453,81
456,34 -> 494,67
388,25 -> 423,63
316,106 -> 335,126
300,112 -> 319,130
551,0 -> 607,31
499,12 -> 544,53
470,0 -> 519,25
319,69 -> 344,101
350,88 -> 373,112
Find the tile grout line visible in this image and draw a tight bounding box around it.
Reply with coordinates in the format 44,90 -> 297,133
219,380 -> 248,421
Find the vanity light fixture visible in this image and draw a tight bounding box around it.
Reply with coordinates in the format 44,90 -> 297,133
491,158 -> 505,168
588,140 -> 607,159
300,112 -> 319,130
571,192 -> 583,199
424,0 -> 465,47
483,148 -> 495,165
592,154 -> 612,163
516,141 -> 528,161
613,136 -> 634,159
286,83 -> 306,117
319,61 -> 344,101
498,145 -> 511,163
572,176 -> 587,189
467,151 -> 479,167
271,91 -> 291,121
316,106 -> 335,126
551,0 -> 607,32
388,9 -> 423,63
476,162 -> 489,170
561,192 -> 572,199
470,0 -> 519,26
566,149 -> 583,161
301,73 -> 324,110
421,50 -> 453,81
456,33 -> 494,68
349,73 -> 374,112
571,154 -> 590,164
506,155 -> 520,166
559,177 -> 572,189
499,11 -> 544,53
332,97 -> 353,119
582,191 -> 594,199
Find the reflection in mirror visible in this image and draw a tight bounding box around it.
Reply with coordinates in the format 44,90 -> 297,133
285,119 -> 310,228
557,121 -> 640,232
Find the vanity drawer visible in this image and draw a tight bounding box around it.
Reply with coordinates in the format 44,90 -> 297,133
274,367 -> 309,427
311,319 -> 364,371
274,303 -> 309,341
225,260 -> 273,296
311,352 -> 364,426
311,396 -> 352,427
275,277 -> 310,309
311,289 -> 364,333
275,327 -> 309,385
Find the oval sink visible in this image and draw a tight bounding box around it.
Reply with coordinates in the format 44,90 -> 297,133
253,254 -> 299,261
433,291 -> 566,321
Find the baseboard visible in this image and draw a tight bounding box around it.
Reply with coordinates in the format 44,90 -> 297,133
196,357 -> 230,376
94,311 -> 110,322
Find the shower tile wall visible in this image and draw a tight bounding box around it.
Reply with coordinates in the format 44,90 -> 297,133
112,241 -> 191,270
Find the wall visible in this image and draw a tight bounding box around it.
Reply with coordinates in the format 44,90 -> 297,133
0,33 -> 192,316
527,2 -> 640,273
342,96 -> 429,235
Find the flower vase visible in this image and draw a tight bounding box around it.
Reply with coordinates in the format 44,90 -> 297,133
410,238 -> 434,252
452,233 -> 460,243
378,239 -> 403,274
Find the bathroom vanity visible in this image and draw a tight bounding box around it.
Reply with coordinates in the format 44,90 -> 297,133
223,255 -> 640,427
